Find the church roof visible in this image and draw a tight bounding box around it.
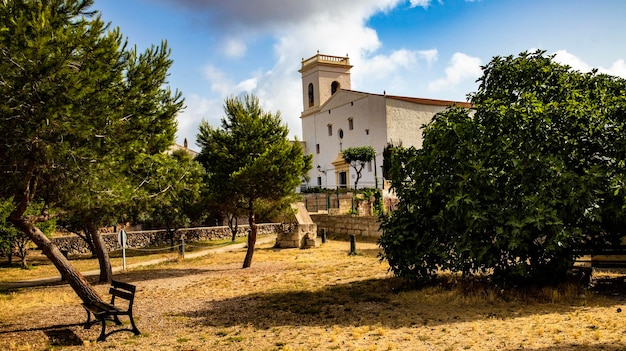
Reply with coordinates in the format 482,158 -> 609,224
386,94 -> 473,108
167,143 -> 199,158
319,89 -> 473,110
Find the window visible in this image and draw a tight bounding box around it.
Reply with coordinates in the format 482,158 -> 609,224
308,83 -> 314,107
338,129 -> 344,139
331,81 -> 340,95
365,129 -> 369,135
367,161 -> 372,172
316,144 -> 320,154
317,176 -> 322,186
327,124 -> 332,136
348,118 -> 353,130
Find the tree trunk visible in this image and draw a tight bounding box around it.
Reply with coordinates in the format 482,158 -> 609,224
229,214 -> 238,242
10,217 -> 102,304
18,241 -> 27,269
242,206 -> 256,268
75,229 -> 96,258
14,237 -> 29,269
19,251 -> 27,269
87,222 -> 112,284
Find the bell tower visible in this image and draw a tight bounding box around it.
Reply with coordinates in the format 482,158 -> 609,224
299,52 -> 352,118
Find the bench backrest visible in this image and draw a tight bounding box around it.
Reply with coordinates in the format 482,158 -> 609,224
109,280 -> 136,308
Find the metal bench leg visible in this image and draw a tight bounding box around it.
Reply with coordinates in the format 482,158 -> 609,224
113,315 -> 123,326
97,319 -> 108,342
128,313 -> 141,335
83,307 -> 93,329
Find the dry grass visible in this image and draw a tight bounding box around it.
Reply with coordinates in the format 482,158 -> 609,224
1,239 -> 626,351
0,237 -> 248,284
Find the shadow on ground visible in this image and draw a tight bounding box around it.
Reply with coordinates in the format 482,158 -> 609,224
44,328 -> 83,346
116,268 -> 223,284
0,322 -> 83,336
175,276 -> 625,330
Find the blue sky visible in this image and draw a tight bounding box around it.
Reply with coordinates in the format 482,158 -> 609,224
96,0 -> 626,147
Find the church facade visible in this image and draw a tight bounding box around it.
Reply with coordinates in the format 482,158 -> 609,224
299,52 -> 472,190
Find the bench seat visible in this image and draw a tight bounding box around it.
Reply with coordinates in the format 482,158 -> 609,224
82,280 -> 140,341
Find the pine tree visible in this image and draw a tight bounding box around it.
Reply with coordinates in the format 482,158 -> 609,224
0,0 -> 183,302
197,95 -> 311,268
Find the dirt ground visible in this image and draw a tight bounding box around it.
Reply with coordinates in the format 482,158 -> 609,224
2,240 -> 626,351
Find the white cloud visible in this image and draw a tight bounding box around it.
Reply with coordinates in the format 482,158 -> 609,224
358,49 -> 419,81
553,50 -> 591,72
419,49 -> 438,66
553,50 -> 626,79
202,64 -> 233,96
176,94 -> 222,147
235,77 -> 258,92
243,2 -> 403,138
409,0 -> 433,8
166,0 -> 449,140
351,48 -> 439,96
428,52 -> 482,92
600,59 -> 626,78
223,38 -> 247,58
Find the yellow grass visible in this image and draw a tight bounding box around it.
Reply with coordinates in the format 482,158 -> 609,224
1,239 -> 626,350
0,237 -> 248,284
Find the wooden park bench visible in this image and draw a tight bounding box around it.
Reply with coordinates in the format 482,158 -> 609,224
575,245 -> 626,269
82,280 -> 141,342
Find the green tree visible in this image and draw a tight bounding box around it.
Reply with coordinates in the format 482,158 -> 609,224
135,150 -> 206,249
379,51 -> 626,285
0,198 -> 22,266
1,198 -> 56,268
342,146 -> 376,190
0,0 -> 182,302
197,94 -> 312,268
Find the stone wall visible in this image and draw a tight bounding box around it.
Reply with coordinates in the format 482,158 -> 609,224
276,223 -> 318,249
52,223 -> 282,256
310,214 -> 381,242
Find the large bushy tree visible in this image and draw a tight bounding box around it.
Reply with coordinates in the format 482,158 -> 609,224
197,94 -> 312,268
379,51 -> 626,285
0,0 -> 183,302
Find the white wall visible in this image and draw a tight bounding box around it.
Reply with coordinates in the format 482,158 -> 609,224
386,98 -> 450,149
304,91 -> 387,189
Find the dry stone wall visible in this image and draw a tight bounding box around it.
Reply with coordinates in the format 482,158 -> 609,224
310,214 -> 381,242
52,224 -> 282,256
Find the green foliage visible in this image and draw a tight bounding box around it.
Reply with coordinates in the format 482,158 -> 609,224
0,0 -> 183,297
134,150 -> 206,238
346,208 -> 358,216
379,50 -> 626,285
342,146 -> 376,189
360,187 -> 384,216
382,142 -> 402,181
1,198 -> 56,267
197,94 -> 311,212
0,199 -> 20,259
0,0 -> 183,221
196,94 -> 312,266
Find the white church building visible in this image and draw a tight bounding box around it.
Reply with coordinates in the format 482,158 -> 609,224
299,52 -> 472,190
